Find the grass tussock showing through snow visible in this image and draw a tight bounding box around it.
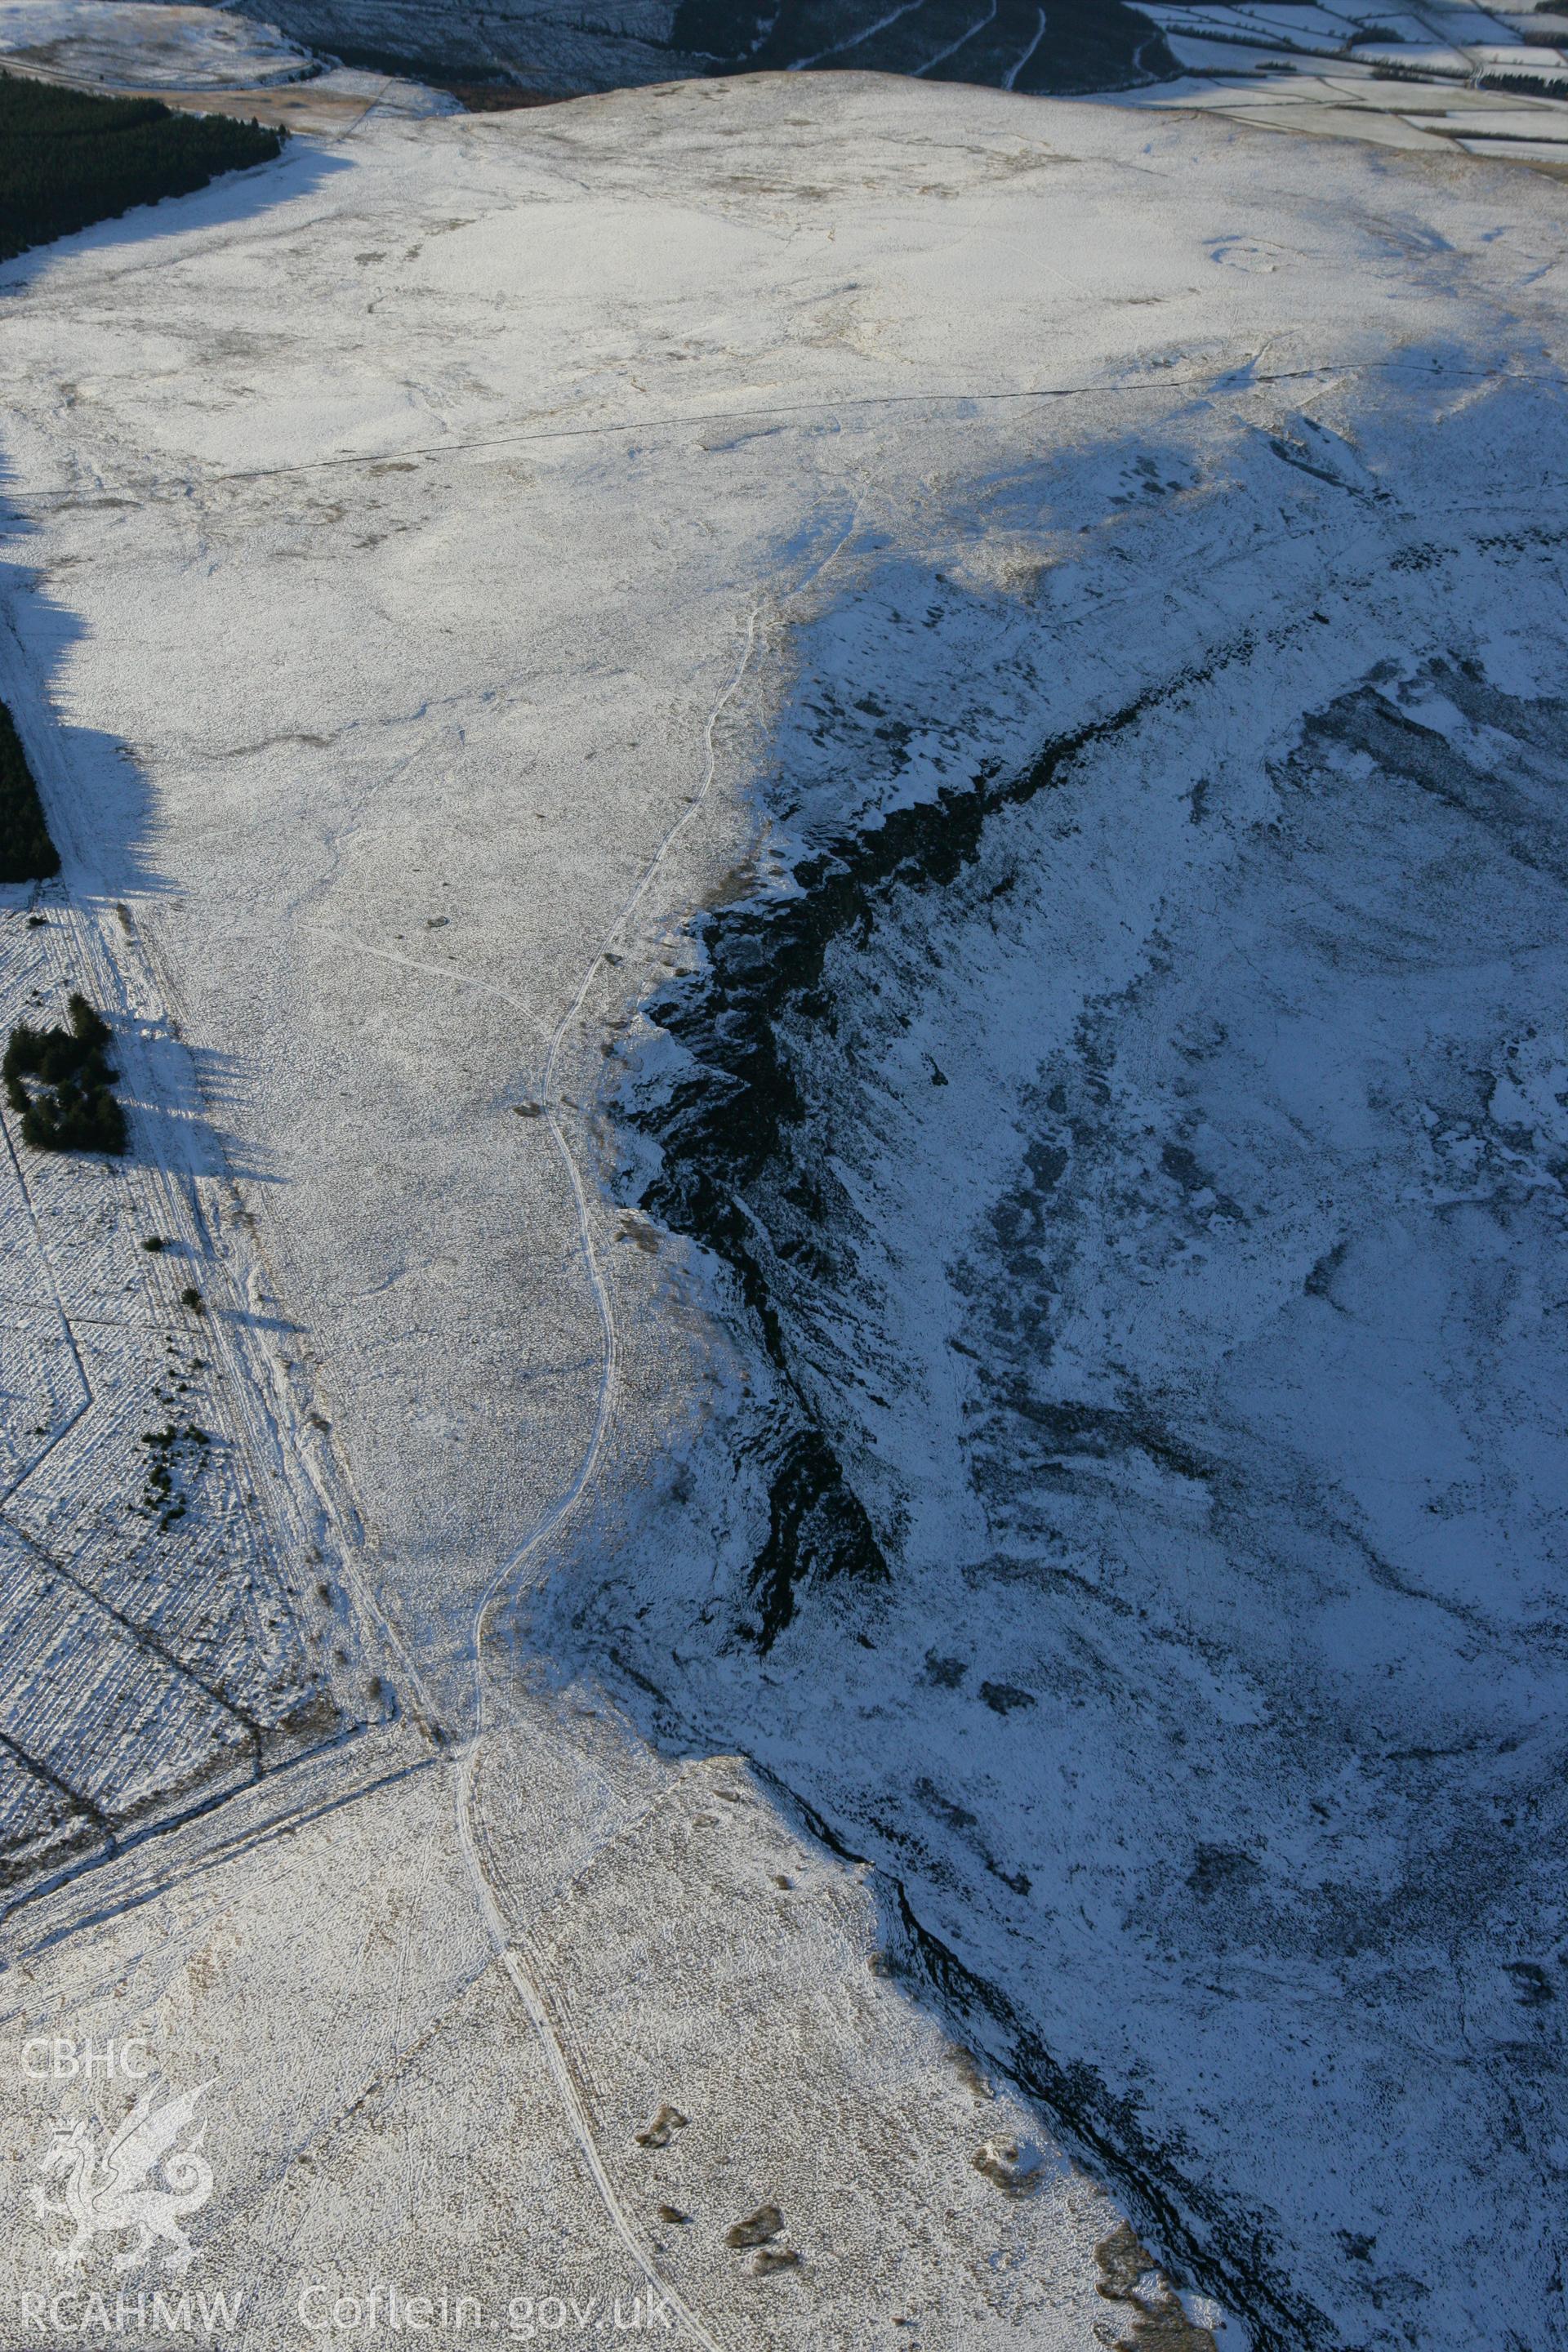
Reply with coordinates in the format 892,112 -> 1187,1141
3,991 -> 126,1155
0,73 -> 283,265
0,698 -> 59,883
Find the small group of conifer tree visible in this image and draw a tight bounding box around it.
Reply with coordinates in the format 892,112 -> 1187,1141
0,700 -> 122,1150
0,697 -> 58,885
3,991 -> 127,1155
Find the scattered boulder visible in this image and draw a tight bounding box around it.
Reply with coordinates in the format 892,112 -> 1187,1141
946,2042 -> 993,2100
1097,2223 -> 1153,2301
634,2105 -> 688,2149
1094,2224 -> 1219,2351
972,2137 -> 1045,2194
725,2203 -> 783,2249
752,2247 -> 801,2275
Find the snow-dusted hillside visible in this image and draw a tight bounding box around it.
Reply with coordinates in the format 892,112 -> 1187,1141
0,0 -> 315,87
221,0 -> 1169,98
2,63 -> 1566,2350
220,0 -> 1568,135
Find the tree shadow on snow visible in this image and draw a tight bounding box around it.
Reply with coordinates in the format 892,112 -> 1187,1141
0,136 -> 353,1180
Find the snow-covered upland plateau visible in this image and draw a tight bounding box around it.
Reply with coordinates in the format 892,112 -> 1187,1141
0,24 -> 1566,2352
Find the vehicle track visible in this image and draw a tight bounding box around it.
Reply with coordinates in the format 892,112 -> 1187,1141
453,498 -> 862,2350
450,612 -> 760,2352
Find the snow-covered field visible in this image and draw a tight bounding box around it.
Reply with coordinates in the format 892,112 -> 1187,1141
0,0 -> 314,87
1128,0 -> 1568,167
0,862 -> 376,1892
0,56 -> 1564,2352
0,0 -> 461,125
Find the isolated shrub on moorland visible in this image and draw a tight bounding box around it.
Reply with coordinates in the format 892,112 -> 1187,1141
0,697 -> 58,883
3,991 -> 127,1155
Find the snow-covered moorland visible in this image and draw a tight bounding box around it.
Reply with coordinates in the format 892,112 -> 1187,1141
1,64 -> 1566,2350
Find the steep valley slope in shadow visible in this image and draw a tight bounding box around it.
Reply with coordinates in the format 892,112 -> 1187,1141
228,0 -> 1173,103
540,374 -> 1568,2352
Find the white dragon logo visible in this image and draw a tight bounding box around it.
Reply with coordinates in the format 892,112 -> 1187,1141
31,2079 -> 215,2275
